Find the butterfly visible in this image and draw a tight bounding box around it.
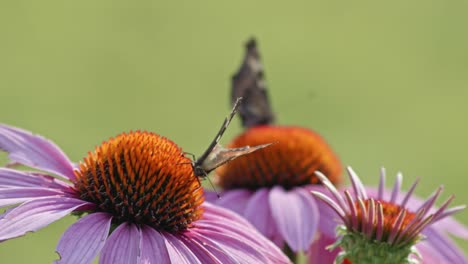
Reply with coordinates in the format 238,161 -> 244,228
191,97 -> 273,178
231,38 -> 275,128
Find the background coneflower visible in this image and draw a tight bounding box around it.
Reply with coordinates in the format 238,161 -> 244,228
205,38 -> 343,261
0,124 -> 290,264
311,167 -> 468,264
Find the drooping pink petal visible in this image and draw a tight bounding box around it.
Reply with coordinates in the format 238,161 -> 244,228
307,232 -> 340,264
100,223 -> 140,264
434,217 -> 468,240
216,189 -> 252,216
139,226 -> 171,264
244,188 -> 279,242
269,186 -> 318,251
0,168 -> 72,190
163,232 -> 203,264
187,228 -> 272,263
0,124 -> 75,181
198,203 -> 288,262
422,227 -> 468,264
191,223 -> 289,263
304,185 -> 341,238
55,213 -> 112,264
415,241 -> 446,264
178,233 -> 223,263
0,197 -> 92,241
0,187 -> 68,207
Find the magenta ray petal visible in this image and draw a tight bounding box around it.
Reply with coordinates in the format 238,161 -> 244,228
187,228 -> 271,263
0,197 -> 92,241
55,213 -> 112,264
139,226 -> 171,264
164,232 -> 203,264
179,234 -> 224,263
0,187 -> 67,207
0,168 -> 71,190
269,186 -> 318,251
215,189 -> 252,216
100,223 -> 140,264
305,185 -> 341,238
415,242 -> 446,264
390,172 -> 402,203
422,227 -> 468,264
191,223 -> 288,263
307,233 -> 340,264
0,124 -> 75,181
198,203 -> 288,262
435,217 -> 468,240
244,188 -> 278,241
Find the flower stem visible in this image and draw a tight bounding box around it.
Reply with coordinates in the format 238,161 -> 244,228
283,244 -> 297,263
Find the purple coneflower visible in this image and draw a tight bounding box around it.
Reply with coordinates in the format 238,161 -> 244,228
311,167 -> 468,264
0,124 -> 289,264
206,38 -> 343,259
207,125 -> 343,255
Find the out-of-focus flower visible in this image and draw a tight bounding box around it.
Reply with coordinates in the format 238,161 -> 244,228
0,124 -> 290,264
311,167 -> 468,264
206,38 -> 343,257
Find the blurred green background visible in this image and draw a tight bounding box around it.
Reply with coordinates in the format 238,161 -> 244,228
1,0 -> 467,263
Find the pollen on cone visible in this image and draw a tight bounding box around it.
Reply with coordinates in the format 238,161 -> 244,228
74,131 -> 204,232
215,125 -> 342,190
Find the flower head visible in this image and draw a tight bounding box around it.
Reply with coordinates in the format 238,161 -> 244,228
206,38 -> 343,255
207,124 -> 342,253
311,167 -> 468,264
0,124 -> 289,264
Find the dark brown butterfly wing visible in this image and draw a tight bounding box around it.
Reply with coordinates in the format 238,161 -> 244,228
193,98 -> 242,177
231,38 -> 275,128
201,143 -> 273,174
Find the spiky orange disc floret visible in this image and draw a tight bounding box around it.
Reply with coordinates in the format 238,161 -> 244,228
355,199 -> 416,242
73,131 -> 204,232
215,125 -> 342,190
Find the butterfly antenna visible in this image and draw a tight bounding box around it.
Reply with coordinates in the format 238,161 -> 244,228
200,170 -> 221,199
206,176 -> 221,199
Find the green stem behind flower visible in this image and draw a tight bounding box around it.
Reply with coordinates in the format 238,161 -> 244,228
283,244 -> 298,264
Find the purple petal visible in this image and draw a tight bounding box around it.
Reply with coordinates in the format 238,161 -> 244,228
178,233 -> 224,263
139,226 -> 171,264
244,188 -> 279,241
0,168 -> 72,190
198,203 -> 289,262
304,185 -> 342,237
434,217 -> 468,240
314,171 -> 349,212
215,189 -> 252,216
100,223 -> 140,264
378,167 -> 386,200
422,226 -> 468,264
0,187 -> 68,207
0,124 -> 75,180
0,197 -> 91,241
190,223 -> 289,263
163,233 -> 203,264
55,213 -> 112,264
307,233 -> 340,264
400,177 -> 420,208
186,229 -> 271,263
390,172 -> 402,203
269,186 -> 319,252
416,241 -> 448,264
347,166 -> 367,199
